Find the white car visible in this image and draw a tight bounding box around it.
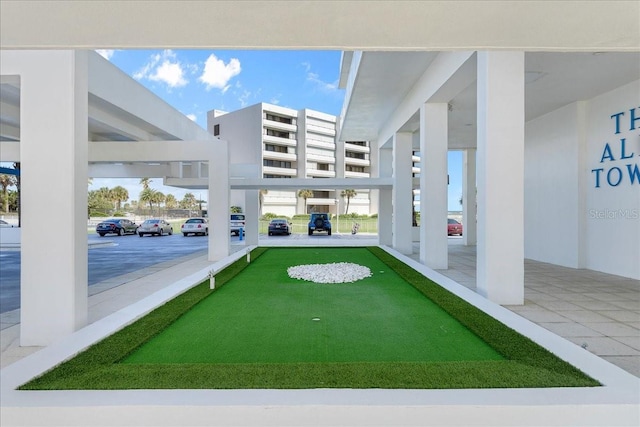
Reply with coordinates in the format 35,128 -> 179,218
137,219 -> 173,237
181,217 -> 209,236
230,214 -> 245,236
0,219 -> 15,227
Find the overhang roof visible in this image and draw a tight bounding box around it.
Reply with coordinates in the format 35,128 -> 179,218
338,51 -> 640,149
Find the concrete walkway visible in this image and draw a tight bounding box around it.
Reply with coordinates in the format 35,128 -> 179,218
1,234 -> 638,378
413,239 -> 639,377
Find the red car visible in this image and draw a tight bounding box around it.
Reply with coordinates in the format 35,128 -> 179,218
447,218 -> 463,236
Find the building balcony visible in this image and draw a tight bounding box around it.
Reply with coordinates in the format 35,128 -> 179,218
306,123 -> 336,137
344,157 -> 370,167
263,134 -> 297,146
262,151 -> 297,162
306,169 -> 336,178
262,166 -> 297,177
306,139 -> 336,151
344,143 -> 370,153
307,197 -> 336,206
345,170 -> 370,178
263,119 -> 297,132
307,153 -> 336,164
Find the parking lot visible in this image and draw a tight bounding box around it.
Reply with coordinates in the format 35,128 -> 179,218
0,232 -> 213,314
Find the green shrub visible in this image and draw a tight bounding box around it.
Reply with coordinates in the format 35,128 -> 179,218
90,211 -> 109,217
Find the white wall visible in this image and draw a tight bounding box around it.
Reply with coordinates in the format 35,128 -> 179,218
525,80 -> 640,279
584,81 -> 640,280
525,103 -> 582,268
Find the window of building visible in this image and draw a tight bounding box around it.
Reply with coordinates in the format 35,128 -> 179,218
266,128 -> 292,139
346,165 -> 365,173
317,163 -> 330,171
346,141 -> 367,147
264,144 -> 289,153
263,174 -> 291,178
265,113 -> 293,125
345,151 -> 367,160
213,124 -> 220,136
312,191 -> 330,198
263,159 -> 292,168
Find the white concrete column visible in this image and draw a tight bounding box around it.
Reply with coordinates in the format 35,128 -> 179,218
476,51 -> 524,304
392,132 -> 413,255
378,146 -> 393,246
419,103 -> 449,268
245,190 -> 259,246
463,148 -> 477,246
20,50 -> 89,346
209,139 -> 230,260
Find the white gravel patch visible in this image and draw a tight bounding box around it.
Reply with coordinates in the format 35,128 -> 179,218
287,262 -> 372,284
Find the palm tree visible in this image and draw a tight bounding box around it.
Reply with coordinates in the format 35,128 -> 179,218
340,189 -> 357,215
0,174 -> 16,213
110,186 -> 129,211
165,194 -> 177,209
298,189 -> 314,214
139,188 -> 155,212
151,191 -> 165,214
180,192 -> 197,210
139,177 -> 152,190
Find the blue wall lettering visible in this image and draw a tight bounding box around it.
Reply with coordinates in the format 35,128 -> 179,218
628,163 -> 640,185
606,167 -> 623,186
594,107 -> 640,188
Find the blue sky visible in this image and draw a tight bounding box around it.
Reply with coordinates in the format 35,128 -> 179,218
91,49 -> 462,211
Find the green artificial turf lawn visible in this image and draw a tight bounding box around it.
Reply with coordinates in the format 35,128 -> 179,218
123,247 -> 502,364
20,247 -> 600,390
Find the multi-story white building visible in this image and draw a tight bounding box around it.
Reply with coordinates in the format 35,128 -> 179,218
207,103 -> 372,217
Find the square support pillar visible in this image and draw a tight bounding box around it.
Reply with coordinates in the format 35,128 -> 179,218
378,146 -> 393,246
392,132 -> 413,255
208,140 -> 230,260
419,103 -> 449,269
463,148 -> 477,246
20,50 -> 89,346
476,51 -> 524,305
245,189 -> 259,246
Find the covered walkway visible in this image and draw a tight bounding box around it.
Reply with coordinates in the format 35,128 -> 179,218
2,235 -> 637,377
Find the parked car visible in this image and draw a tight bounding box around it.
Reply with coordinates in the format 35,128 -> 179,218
138,219 -> 173,237
448,218 -> 463,236
230,214 -> 245,236
308,213 -> 332,235
96,218 -> 138,236
268,218 -> 292,236
0,219 -> 14,228
181,217 -> 208,236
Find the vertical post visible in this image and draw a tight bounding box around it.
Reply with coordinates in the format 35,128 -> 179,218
476,51 -> 524,304
419,103 -> 449,269
20,50 -> 89,345
378,146 -> 393,246
392,132 -> 413,255
209,139 -> 230,260
463,148 -> 477,246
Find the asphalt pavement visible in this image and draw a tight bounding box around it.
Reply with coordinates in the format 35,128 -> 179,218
0,232 -> 211,314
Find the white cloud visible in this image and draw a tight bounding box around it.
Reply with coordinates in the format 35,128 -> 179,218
149,60 -> 188,88
307,71 -> 338,92
134,50 -> 188,88
199,54 -> 241,91
238,89 -> 251,107
95,49 -> 115,60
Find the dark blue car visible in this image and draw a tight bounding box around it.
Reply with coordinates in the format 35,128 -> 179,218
96,218 -> 138,237
308,213 -> 332,236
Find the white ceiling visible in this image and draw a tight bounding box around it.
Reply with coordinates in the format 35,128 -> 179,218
338,51 -> 640,149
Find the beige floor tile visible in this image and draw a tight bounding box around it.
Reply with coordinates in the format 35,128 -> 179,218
583,322 -> 640,337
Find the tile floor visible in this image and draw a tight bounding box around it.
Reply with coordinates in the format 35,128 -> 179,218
419,240 -> 640,377
2,235 -> 639,377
